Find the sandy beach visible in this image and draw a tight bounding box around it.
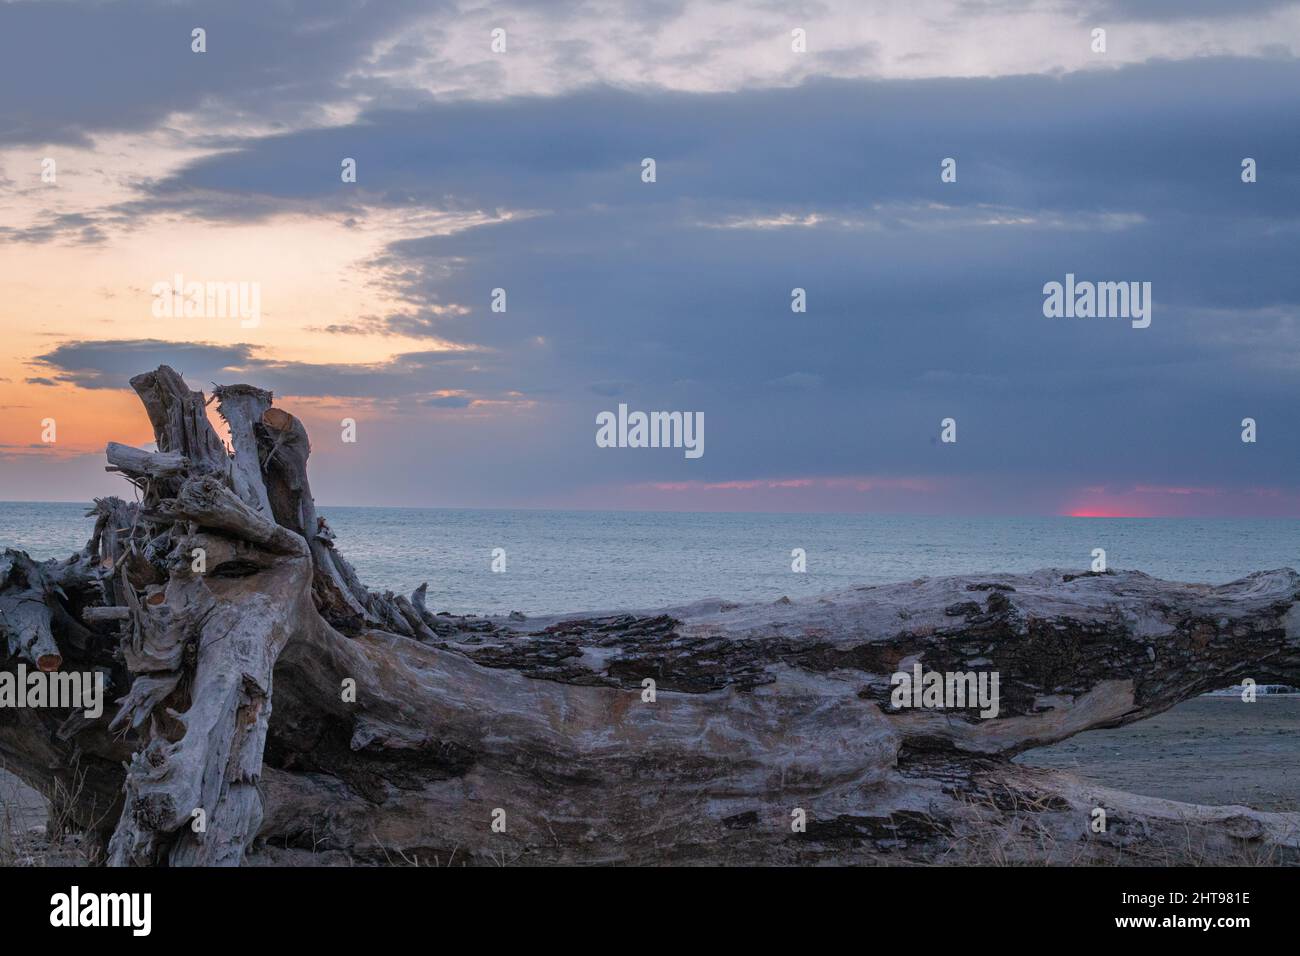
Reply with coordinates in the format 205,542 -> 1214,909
1017,695 -> 1300,812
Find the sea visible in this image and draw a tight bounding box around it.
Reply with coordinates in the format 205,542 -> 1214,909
1,502 -> 1295,617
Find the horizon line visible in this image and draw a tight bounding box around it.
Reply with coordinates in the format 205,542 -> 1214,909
1,498 -> 1296,521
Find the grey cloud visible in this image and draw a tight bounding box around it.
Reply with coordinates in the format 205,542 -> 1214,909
29,339 -> 514,403
0,0 -> 447,145
0,212 -> 117,245
18,45 -> 1300,502
132,58 -> 1300,230
1079,0 -> 1299,21
31,340 -> 257,390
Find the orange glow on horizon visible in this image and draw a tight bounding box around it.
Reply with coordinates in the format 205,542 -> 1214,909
1065,508 -> 1151,518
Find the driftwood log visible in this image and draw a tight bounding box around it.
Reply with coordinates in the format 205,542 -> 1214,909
0,364 -> 1297,866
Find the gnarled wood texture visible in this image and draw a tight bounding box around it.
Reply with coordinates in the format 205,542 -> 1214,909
0,365 -> 1297,866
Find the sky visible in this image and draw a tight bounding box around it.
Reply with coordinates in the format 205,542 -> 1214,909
1,0 -> 1298,516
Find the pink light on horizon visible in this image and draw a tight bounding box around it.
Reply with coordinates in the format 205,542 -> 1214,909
585,473 -> 956,514
552,476 -> 1300,518
1061,484 -> 1300,519
640,476 -> 940,494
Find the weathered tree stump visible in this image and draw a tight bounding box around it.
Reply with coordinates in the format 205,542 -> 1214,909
1,365 -> 1297,866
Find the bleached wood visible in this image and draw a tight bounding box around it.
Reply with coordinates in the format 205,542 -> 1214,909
82,606 -> 131,622
105,442 -> 188,480
212,384 -> 274,516
128,367 -> 228,476
0,550 -> 64,671
252,566 -> 1300,864
1,364 -> 1297,866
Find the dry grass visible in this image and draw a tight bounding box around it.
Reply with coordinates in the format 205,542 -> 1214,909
934,786 -> 1297,866
0,761 -> 106,867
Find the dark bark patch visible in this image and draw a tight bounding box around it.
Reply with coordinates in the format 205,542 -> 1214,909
799,811 -> 954,849
722,810 -> 759,830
